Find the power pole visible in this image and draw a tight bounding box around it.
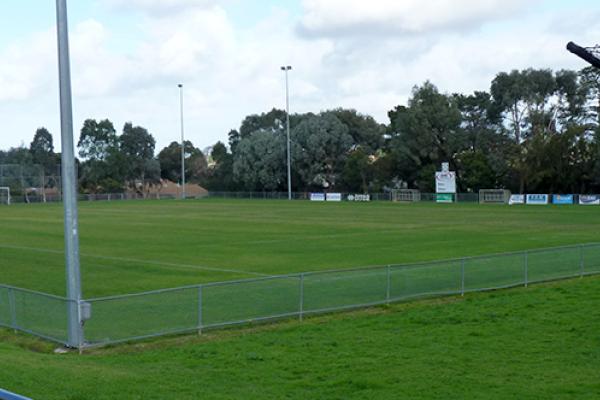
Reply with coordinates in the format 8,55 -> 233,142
178,84 -> 186,200
280,66 -> 292,200
56,0 -> 83,349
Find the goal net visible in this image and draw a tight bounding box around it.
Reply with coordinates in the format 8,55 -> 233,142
479,189 -> 510,204
392,189 -> 421,202
0,187 -> 10,205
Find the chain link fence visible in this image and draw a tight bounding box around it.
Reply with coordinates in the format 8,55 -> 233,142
1,243 -> 599,348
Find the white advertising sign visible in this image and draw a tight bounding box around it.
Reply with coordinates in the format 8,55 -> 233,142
347,194 -> 371,202
435,171 -> 456,194
310,193 -> 325,201
579,195 -> 600,205
326,193 -> 342,202
508,195 -> 525,205
526,194 -> 549,205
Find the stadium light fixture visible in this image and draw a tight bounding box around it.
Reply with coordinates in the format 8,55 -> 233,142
178,84 -> 186,200
56,0 -> 83,349
567,42 -> 600,69
280,66 -> 292,200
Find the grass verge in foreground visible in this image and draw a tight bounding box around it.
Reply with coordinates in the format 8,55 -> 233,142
1,276 -> 600,399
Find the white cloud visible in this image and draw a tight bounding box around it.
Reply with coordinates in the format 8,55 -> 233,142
1,1 -> 599,154
103,0 -> 218,15
0,30 -> 55,102
299,0 -> 531,37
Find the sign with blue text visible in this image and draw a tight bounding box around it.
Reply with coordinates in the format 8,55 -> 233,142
326,193 -> 342,202
579,195 -> 600,205
552,194 -> 574,205
310,193 -> 325,201
526,194 -> 549,205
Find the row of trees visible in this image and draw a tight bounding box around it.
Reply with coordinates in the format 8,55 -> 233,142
77,119 -> 211,194
218,67 -> 600,194
0,121 -> 208,195
1,67 -> 599,194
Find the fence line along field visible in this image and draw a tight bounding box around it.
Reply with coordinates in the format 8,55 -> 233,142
1,198 -> 599,298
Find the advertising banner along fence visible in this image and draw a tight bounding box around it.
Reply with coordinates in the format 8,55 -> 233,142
553,195 -> 574,205
347,194 -> 371,202
509,195 -> 525,205
326,193 -> 342,202
436,194 -> 454,203
579,195 -> 600,205
310,193 -> 325,202
526,194 -> 549,205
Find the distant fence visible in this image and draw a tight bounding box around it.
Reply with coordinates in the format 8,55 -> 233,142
205,191 -> 599,204
5,192 -> 180,204
5,190 -> 600,205
1,243 -> 600,349
205,191 -> 482,202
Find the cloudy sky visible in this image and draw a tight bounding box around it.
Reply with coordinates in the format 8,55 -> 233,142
1,0 -> 599,153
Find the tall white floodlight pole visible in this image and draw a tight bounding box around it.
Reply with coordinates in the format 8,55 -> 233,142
56,0 -> 83,349
178,84 -> 186,200
281,66 -> 292,200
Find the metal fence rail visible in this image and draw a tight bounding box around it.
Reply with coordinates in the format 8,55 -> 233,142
1,243 -> 599,348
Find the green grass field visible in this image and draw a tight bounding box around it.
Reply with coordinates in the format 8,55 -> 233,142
1,199 -> 600,398
1,199 -> 599,297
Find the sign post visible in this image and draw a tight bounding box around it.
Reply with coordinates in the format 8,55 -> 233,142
435,163 -> 456,203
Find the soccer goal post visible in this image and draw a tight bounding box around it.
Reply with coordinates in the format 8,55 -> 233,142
479,189 -> 511,204
0,187 -> 10,205
392,189 -> 421,202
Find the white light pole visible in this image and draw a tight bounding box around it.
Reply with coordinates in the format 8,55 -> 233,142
56,0 -> 83,349
280,66 -> 292,200
178,84 -> 186,200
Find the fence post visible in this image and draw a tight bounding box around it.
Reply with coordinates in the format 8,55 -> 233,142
461,259 -> 465,296
197,286 -> 203,335
580,245 -> 585,278
524,251 -> 529,288
386,265 -> 391,304
8,288 -> 17,332
299,274 -> 304,322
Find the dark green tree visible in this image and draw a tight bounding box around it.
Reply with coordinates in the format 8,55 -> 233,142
30,128 -> 57,175
158,140 -> 208,185
233,129 -> 286,191
205,141 -> 235,191
328,108 -> 386,152
388,82 -> 463,190
292,112 -> 353,190
339,148 -> 373,192
77,119 -> 123,193
78,119 -> 118,161
120,122 -> 159,194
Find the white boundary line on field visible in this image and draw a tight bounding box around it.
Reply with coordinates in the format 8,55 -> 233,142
0,244 -> 270,277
